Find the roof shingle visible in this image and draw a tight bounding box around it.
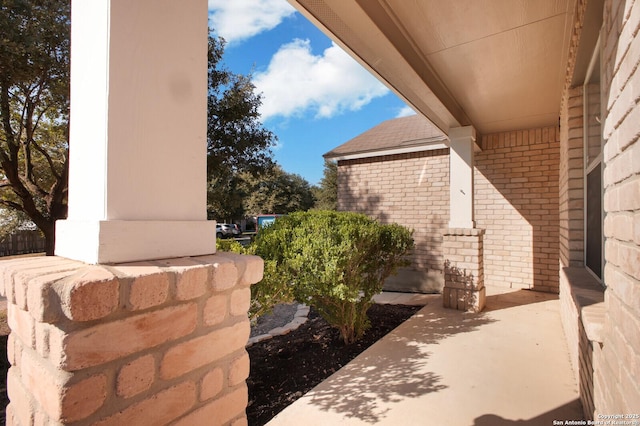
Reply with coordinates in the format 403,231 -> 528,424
324,114 -> 447,159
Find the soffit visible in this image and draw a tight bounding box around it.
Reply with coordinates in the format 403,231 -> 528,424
289,0 -> 576,135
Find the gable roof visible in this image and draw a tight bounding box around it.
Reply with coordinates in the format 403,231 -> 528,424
324,114 -> 447,161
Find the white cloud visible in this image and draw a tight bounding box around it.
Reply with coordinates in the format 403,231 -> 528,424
253,39 -> 390,121
208,0 -> 296,44
396,106 -> 416,118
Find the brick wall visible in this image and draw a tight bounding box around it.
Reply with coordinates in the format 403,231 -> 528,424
336,126 -> 560,293
556,0 -> 607,418
442,228 -> 486,312
560,86 -> 586,268
560,0 -> 640,417
338,149 -> 449,291
476,127 -> 561,292
559,266 -> 605,420
0,253 -> 263,425
596,0 -> 640,414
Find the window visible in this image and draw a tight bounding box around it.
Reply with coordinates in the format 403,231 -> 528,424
583,35 -> 603,281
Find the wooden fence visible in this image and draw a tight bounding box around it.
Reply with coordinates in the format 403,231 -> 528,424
0,230 -> 46,257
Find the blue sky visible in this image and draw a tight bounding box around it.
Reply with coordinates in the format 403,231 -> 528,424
207,0 -> 414,186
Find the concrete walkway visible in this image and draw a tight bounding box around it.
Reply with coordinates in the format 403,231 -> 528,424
268,287 -> 583,425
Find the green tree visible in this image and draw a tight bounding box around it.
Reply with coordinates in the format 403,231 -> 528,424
240,165 -> 315,215
254,210 -> 414,344
0,6 -> 275,252
0,207 -> 31,240
207,35 -> 276,220
207,174 -> 244,222
0,0 -> 70,255
312,159 -> 338,210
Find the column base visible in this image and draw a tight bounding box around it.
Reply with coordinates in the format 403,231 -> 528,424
1,252 -> 263,425
56,220 -> 216,264
443,286 -> 486,313
442,228 -> 486,313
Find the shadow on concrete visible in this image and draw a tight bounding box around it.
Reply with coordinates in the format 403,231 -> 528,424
304,307 -> 496,423
484,289 -> 559,312
473,400 -> 584,425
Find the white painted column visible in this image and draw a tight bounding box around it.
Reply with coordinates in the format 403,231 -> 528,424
55,0 -> 215,264
448,126 -> 477,229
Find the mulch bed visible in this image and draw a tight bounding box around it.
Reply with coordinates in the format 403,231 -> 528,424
246,304 -> 422,426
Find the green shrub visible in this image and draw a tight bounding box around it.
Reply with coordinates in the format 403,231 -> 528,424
216,238 -> 245,253
253,210 -> 413,344
216,236 -> 295,321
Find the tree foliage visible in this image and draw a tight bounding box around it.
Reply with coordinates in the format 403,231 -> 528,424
0,1 -> 279,255
312,159 -> 338,210
240,165 -> 315,216
0,9 -> 278,250
207,35 -> 276,219
0,0 -> 70,254
207,174 -> 244,222
0,207 -> 32,241
254,210 -> 414,344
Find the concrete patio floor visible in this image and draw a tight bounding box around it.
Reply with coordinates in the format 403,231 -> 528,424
268,287 -> 583,425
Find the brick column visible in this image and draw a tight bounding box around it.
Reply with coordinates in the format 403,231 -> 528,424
0,253 -> 262,425
442,228 -> 486,312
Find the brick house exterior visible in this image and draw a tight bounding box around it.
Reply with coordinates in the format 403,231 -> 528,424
315,0 -> 640,417
326,115 -> 450,293
559,0 -> 640,415
337,149 -> 449,293
328,118 -> 560,294
0,0 -> 638,423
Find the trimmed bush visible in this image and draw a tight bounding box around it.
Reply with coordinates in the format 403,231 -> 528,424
216,238 -> 245,253
254,210 -> 413,344
216,236 -> 295,321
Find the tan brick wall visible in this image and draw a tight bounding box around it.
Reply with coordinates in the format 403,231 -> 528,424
561,0 -> 640,417
556,0 -> 607,418
337,126 -> 560,293
0,253 -> 263,425
338,149 -> 450,278
560,86 -> 586,268
596,0 -> 640,415
442,228 -> 486,312
559,266 -> 605,420
476,127 -> 561,292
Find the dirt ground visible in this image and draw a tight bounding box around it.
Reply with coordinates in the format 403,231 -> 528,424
246,304 -> 421,426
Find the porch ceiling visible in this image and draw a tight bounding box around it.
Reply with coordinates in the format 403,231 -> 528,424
287,0 -> 576,135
